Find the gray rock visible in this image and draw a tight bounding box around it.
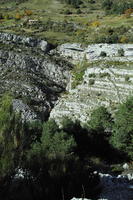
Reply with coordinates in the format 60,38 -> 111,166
0,32 -> 50,53
50,63 -> 133,125
12,99 -> 38,122
0,38 -> 72,121
123,163 -> 129,170
56,43 -> 133,62
40,40 -> 49,52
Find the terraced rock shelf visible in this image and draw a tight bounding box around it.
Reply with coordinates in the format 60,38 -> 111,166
50,48 -> 133,124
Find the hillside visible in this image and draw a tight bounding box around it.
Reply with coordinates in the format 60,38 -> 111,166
0,1 -> 133,200
0,0 -> 133,44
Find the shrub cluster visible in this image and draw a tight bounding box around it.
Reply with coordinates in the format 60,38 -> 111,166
0,94 -> 99,200
102,0 -> 133,15
59,0 -> 83,8
0,93 -> 132,200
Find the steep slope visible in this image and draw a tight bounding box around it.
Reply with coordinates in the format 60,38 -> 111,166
0,32 -> 72,121
50,44 -> 133,124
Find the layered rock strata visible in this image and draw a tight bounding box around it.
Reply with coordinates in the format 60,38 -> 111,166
50,61 -> 133,124
55,43 -> 133,62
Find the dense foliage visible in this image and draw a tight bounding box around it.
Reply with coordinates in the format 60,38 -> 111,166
59,0 -> 82,8
111,97 -> 133,158
0,95 -> 99,200
0,93 -> 132,199
102,0 -> 133,14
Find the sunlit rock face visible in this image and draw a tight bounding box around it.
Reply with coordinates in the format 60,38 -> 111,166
50,43 -> 133,124
56,43 -> 133,62
50,61 -> 133,124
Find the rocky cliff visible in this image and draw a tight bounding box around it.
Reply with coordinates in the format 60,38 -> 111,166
55,43 -> 133,62
0,32 -> 72,121
50,43 -> 133,124
0,32 -> 133,123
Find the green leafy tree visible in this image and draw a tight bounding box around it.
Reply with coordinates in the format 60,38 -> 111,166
88,106 -> 112,133
102,0 -> 113,10
110,97 -> 133,159
27,120 -> 76,166
26,120 -> 99,200
0,94 -> 42,178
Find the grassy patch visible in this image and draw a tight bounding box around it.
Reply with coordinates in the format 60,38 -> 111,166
71,58 -> 88,88
0,0 -> 132,44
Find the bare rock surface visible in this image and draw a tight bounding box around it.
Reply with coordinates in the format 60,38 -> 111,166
56,43 -> 133,62
0,32 -> 72,121
0,32 -> 51,53
50,62 -> 133,124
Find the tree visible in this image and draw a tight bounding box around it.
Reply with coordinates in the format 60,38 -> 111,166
25,119 -> 100,200
102,0 -> 113,10
88,106 -> 112,133
27,119 -> 76,160
0,94 -> 42,179
110,97 -> 133,159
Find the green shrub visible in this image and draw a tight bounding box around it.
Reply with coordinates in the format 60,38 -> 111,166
27,120 -> 76,163
72,58 -> 88,88
89,79 -> 95,85
125,75 -> 130,82
64,9 -> 72,15
89,73 -> 96,78
110,96 -> 133,159
102,0 -> 113,10
94,33 -> 119,44
0,13 -> 4,19
89,0 -> 96,4
99,72 -> 110,78
102,0 -> 133,14
76,8 -> 82,14
100,51 -> 107,57
118,48 -> 124,57
88,106 -> 112,132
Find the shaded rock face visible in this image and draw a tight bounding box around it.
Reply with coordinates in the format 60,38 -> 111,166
0,33 -> 72,121
71,172 -> 133,200
98,173 -> 133,200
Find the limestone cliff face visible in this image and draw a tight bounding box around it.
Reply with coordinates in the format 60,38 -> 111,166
50,43 -> 133,124
1,33 -> 133,123
55,43 -> 133,62
0,33 -> 72,121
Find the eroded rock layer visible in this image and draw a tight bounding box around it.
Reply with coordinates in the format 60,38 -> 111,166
50,61 -> 133,124
0,33 -> 72,121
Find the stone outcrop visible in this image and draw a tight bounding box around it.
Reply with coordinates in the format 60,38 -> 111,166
50,61 -> 133,124
0,32 -> 51,53
0,33 -> 72,121
12,99 -> 38,121
50,43 -> 133,125
55,43 -> 133,62
0,32 -> 133,123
